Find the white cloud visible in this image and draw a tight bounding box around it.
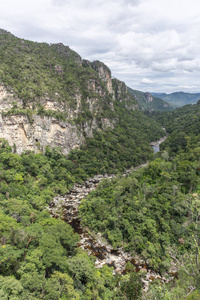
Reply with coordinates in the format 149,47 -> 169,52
178,85 -> 198,89
0,0 -> 200,93
140,78 -> 154,85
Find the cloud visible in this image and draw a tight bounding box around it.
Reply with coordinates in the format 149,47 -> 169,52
0,0 -> 200,93
140,78 -> 154,85
178,85 -> 198,90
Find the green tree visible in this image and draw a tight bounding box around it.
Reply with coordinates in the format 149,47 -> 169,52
0,275 -> 23,299
115,263 -> 142,300
168,194 -> 200,297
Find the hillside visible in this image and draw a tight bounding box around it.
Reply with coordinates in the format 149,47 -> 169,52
128,87 -> 172,111
152,91 -> 200,107
149,102 -> 200,155
0,28 -> 165,173
79,102 -> 200,299
0,29 -> 169,300
1,29 -> 200,299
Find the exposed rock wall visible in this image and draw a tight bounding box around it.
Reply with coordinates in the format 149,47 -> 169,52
0,85 -> 22,111
0,58 -> 136,155
91,61 -> 114,95
0,114 -> 84,154
145,92 -> 153,103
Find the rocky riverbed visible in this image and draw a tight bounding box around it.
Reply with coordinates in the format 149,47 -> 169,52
47,161 -> 175,291
150,135 -> 167,153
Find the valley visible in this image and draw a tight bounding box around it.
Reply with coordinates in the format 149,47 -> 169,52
47,137 -> 173,292
0,29 -> 200,299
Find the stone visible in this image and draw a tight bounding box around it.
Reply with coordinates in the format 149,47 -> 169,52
0,63 -> 125,155
47,156 -> 176,291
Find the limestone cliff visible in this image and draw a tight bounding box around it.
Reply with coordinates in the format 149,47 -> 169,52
0,79 -> 116,154
0,112 -> 84,155
145,92 -> 153,103
0,30 -> 137,154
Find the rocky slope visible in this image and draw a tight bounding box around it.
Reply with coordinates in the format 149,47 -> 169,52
47,158 -> 174,291
0,29 -> 137,154
128,87 -> 172,111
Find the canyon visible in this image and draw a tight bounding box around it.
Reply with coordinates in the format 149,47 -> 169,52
47,137 -> 174,291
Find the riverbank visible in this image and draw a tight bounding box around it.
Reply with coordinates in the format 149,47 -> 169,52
150,136 -> 168,153
47,157 -> 175,291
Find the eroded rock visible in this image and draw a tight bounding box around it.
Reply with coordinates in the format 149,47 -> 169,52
47,160 -> 175,291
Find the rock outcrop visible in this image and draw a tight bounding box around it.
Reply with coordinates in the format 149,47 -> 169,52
0,113 -> 84,155
145,92 -> 153,103
0,56 -> 136,155
47,160 -> 174,291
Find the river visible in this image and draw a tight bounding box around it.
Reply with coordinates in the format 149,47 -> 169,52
47,135 -> 174,290
151,135 -> 167,153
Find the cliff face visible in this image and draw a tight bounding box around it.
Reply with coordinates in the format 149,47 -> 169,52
0,31 -> 137,154
0,83 -> 82,154
0,79 -> 116,154
0,112 -> 84,155
145,92 -> 153,103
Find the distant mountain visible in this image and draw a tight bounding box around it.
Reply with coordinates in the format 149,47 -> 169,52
151,91 -> 200,107
128,88 -> 172,112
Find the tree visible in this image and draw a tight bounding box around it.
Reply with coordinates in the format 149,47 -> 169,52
115,263 -> 142,300
0,275 -> 23,299
168,193 -> 200,297
52,271 -> 80,299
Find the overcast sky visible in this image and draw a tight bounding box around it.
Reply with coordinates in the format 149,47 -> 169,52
1,0 -> 200,93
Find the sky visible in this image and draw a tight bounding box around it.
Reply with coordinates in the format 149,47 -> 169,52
1,0 -> 200,93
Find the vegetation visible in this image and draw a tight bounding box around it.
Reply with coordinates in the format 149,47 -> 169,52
69,104 -> 165,175
0,29 -> 165,171
0,30 -> 80,106
0,140 -> 145,299
152,91 -> 200,108
80,151 -> 194,269
0,29 -> 114,125
128,88 -> 172,112
147,103 -> 200,156
2,28 -> 200,299
79,102 -> 200,298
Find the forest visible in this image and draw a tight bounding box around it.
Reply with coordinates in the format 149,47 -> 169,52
1,29 -> 200,299
79,102 -> 200,299
0,138 -> 145,299
1,102 -> 200,299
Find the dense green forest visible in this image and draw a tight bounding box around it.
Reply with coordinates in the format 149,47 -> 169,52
147,102 -> 200,155
71,106 -> 165,175
1,101 -> 200,299
0,29 -> 89,110
0,140 -> 146,299
1,29 -> 200,299
80,102 -> 200,299
128,88 -> 172,112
